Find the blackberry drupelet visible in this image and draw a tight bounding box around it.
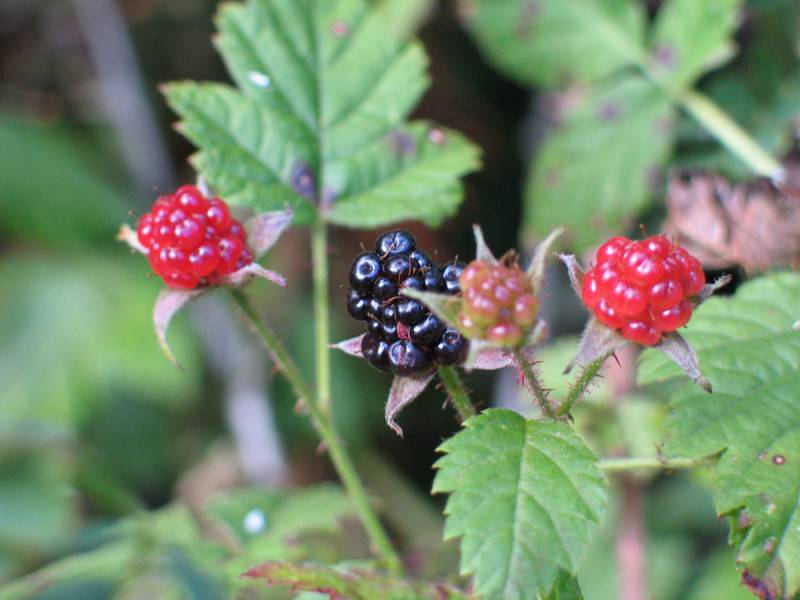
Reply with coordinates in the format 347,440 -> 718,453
347,230 -> 469,374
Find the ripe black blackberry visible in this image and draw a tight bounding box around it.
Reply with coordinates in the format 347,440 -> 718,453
347,230 -> 469,374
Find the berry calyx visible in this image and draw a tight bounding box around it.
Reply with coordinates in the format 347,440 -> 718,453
136,186 -> 252,289
346,230 -> 469,374
581,235 -> 706,346
457,260 -> 538,347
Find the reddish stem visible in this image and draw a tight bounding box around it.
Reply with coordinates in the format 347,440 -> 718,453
617,477 -> 648,600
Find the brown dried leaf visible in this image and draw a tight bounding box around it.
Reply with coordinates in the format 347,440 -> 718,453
664,170 -> 800,273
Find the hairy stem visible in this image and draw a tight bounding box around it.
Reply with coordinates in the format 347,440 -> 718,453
556,353 -> 610,417
311,218 -> 332,415
512,349 -> 554,419
437,365 -> 475,423
599,455 -> 715,473
678,90 -> 783,179
229,290 -> 402,574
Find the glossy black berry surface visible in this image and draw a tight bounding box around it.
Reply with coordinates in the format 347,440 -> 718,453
388,340 -> 431,376
376,230 -> 415,256
442,261 -> 466,294
361,333 -> 390,372
346,230 -> 469,374
435,329 -> 469,365
349,252 -> 382,291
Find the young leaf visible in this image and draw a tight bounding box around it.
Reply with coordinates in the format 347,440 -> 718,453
165,0 -> 479,228
640,273 -> 800,597
460,0 -> 646,87
524,75 -> 674,253
433,409 -> 607,599
649,0 -> 743,92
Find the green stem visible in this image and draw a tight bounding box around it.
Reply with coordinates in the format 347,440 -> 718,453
556,354 -> 610,417
599,455 -> 715,473
229,290 -> 402,574
311,217 -> 332,415
437,366 -> 475,423
678,90 -> 783,179
512,349 -> 555,419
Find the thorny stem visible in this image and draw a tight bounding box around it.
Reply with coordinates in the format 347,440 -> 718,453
512,349 -> 555,419
437,366 -> 476,423
229,290 -> 403,575
599,455 -> 715,473
311,217 -> 332,415
556,353 -> 611,417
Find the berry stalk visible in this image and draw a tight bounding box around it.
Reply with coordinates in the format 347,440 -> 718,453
678,90 -> 783,180
312,218 -> 332,415
512,349 -> 555,419
229,289 -> 402,574
598,455 -> 716,473
437,365 -> 475,423
556,353 -> 611,417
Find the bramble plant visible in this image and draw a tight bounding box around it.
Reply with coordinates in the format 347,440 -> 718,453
5,1 -> 800,599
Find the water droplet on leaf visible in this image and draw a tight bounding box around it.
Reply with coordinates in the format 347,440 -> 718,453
244,508 -> 266,534
248,71 -> 272,89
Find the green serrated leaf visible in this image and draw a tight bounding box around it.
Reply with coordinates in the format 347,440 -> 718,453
523,75 -> 674,253
165,0 -> 478,228
369,0 -> 435,40
640,273 -> 800,598
461,0 -> 645,88
433,409 -> 607,600
325,123 -> 479,227
649,0 -> 743,91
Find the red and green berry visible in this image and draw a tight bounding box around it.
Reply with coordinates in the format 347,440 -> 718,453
347,230 -> 469,375
136,185 -> 253,290
457,260 -> 538,347
581,235 -> 706,346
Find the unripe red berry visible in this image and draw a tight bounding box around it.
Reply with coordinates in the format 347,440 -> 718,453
457,259 -> 539,347
580,235 -> 705,346
487,322 -> 523,346
136,185 -> 252,289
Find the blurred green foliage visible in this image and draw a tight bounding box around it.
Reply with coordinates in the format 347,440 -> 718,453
1,0 -> 798,597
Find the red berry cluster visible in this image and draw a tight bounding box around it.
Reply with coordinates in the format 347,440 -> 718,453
136,186 -> 252,290
458,261 -> 538,347
581,235 -> 706,346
